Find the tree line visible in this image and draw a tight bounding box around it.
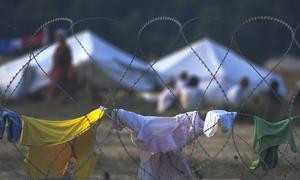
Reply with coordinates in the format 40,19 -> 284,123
0,0 -> 300,63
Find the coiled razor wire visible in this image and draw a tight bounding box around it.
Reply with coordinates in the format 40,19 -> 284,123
0,15 -> 299,179
0,16 -> 284,179
6,16 -> 298,179
0,17 -> 111,179
231,16 -> 297,179
84,15 -> 295,179
2,16 -> 224,179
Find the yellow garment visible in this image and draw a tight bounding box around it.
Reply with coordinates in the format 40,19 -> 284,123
20,108 -> 106,179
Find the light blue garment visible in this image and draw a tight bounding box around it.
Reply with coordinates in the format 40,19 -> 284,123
204,110 -> 237,137
207,110 -> 237,129
0,109 -> 22,143
219,111 -> 237,129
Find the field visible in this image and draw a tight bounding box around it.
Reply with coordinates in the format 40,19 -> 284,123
0,93 -> 299,180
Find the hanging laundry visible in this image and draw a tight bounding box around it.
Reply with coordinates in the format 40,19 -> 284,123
112,109 -> 203,179
250,116 -> 297,171
112,109 -> 204,152
0,108 -> 22,143
0,32 -> 45,55
18,106 -> 106,179
203,110 -> 237,137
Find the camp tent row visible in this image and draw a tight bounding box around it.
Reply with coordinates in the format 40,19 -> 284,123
0,30 -> 158,100
0,30 -> 286,104
153,38 -> 286,104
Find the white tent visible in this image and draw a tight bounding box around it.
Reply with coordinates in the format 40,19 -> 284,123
153,38 -> 286,104
0,30 -> 158,100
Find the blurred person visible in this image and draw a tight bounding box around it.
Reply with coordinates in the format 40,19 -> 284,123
227,77 -> 249,107
157,79 -> 177,114
180,76 -> 204,111
289,81 -> 300,106
176,71 -> 189,93
103,172 -> 110,180
47,29 -> 76,100
263,80 -> 283,122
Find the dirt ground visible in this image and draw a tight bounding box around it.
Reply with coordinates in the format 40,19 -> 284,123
0,98 -> 300,180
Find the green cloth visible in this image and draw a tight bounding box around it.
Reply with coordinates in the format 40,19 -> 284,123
250,116 -> 297,171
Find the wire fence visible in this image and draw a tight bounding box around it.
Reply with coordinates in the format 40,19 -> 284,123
0,16 -> 299,179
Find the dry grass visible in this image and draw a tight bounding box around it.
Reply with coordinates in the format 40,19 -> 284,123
0,93 -> 300,179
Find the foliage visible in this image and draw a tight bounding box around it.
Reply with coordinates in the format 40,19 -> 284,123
0,0 -> 300,63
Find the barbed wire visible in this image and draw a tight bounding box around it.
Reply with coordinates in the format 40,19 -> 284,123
231,16 -> 297,179
0,15 -> 299,180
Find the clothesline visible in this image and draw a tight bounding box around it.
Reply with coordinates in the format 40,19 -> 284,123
2,106 -> 300,142
108,108 -> 300,176
0,106 -> 299,179
0,107 -> 237,177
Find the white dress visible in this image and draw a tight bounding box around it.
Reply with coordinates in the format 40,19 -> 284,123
112,109 -> 204,179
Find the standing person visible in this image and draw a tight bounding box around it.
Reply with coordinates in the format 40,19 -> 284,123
180,76 -> 204,111
264,80 -> 283,122
227,77 -> 250,107
103,172 -> 110,180
47,29 -> 76,100
176,71 -> 189,93
157,80 -> 177,114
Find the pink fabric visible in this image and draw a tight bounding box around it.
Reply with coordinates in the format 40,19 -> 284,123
112,109 -> 204,153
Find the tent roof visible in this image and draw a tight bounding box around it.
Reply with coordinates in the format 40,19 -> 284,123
154,38 -> 276,83
153,38 -> 286,98
0,30 -> 156,99
153,38 -> 223,79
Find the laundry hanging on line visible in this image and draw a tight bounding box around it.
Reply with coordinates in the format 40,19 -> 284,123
112,109 -> 204,153
250,116 -> 297,171
203,110 -> 237,137
0,106 -> 106,180
0,108 -> 22,143
112,109 -> 204,179
0,106 -> 299,178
